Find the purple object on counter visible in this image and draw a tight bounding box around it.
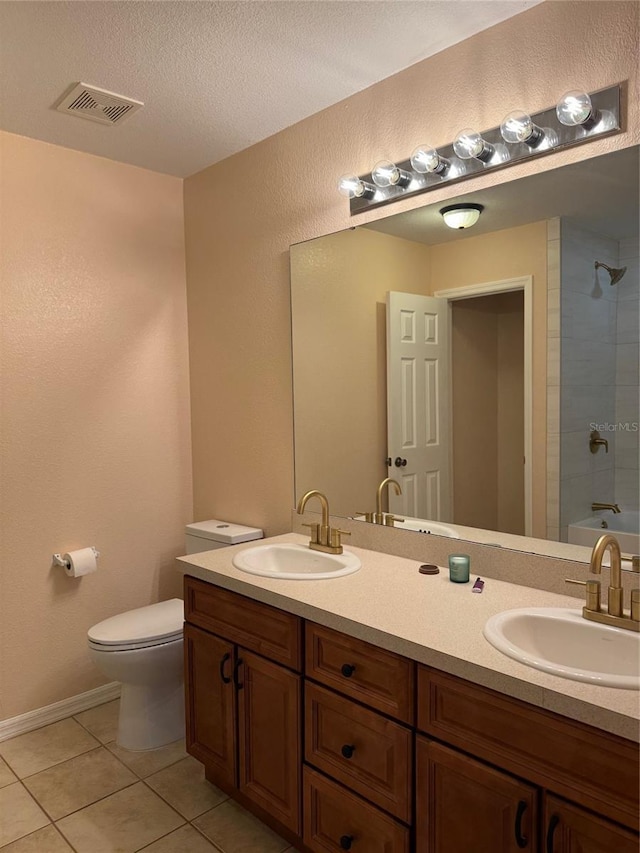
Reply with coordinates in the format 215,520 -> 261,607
472,577 -> 484,593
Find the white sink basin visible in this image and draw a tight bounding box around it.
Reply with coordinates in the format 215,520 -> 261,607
232,543 -> 361,580
484,608 -> 640,689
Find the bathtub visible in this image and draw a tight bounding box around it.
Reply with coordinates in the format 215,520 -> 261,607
353,514 -> 460,538
388,516 -> 461,539
568,512 -> 640,555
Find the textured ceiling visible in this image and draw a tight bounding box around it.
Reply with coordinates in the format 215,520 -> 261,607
0,1 -> 541,177
364,147 -> 640,245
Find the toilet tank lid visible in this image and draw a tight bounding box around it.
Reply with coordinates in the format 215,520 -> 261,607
185,519 -> 263,544
88,599 -> 184,645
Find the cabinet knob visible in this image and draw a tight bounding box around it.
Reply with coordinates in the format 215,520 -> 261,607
341,663 -> 356,678
341,744 -> 355,759
339,836 -> 354,850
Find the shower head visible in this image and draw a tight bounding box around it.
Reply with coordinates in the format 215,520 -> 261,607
595,260 -> 627,285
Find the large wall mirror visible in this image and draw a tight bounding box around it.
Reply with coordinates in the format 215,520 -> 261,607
290,146 -> 639,562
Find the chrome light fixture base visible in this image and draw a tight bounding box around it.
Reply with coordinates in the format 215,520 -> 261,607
348,84 -> 621,215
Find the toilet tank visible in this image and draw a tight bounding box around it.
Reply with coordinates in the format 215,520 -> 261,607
185,519 -> 263,554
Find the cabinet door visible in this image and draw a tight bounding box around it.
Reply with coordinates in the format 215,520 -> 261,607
237,650 -> 301,833
544,794 -> 639,853
416,736 -> 537,853
184,623 -> 236,787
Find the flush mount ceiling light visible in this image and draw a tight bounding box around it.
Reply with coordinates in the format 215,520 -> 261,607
338,84 -> 621,215
440,203 -> 484,230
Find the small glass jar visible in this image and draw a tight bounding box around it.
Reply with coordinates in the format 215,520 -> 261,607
448,554 -> 470,583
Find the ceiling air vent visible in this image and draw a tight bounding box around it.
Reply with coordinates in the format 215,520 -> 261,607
56,83 -> 143,126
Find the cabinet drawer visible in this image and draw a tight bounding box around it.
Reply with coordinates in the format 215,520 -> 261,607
417,666 -> 640,831
184,576 -> 302,671
305,682 -> 412,822
303,766 -> 410,853
305,623 -> 414,723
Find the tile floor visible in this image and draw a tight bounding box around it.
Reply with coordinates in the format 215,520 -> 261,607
0,700 -> 298,853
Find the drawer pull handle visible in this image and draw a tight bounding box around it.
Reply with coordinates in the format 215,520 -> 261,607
515,800 -> 528,848
219,652 -> 232,685
341,744 -> 355,759
546,814 -> 559,853
341,663 -> 356,678
339,835 -> 354,850
233,657 -> 244,690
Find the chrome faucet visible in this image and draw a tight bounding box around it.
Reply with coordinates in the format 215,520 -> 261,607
567,534 -> 640,632
375,477 -> 402,525
591,501 -> 621,514
296,490 -> 350,554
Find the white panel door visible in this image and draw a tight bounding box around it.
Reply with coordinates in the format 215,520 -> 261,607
386,291 -> 451,521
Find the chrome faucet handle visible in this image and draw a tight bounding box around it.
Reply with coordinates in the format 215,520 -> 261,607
565,578 -> 601,612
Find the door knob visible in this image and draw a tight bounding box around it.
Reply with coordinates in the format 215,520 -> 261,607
394,457 -> 407,467
341,744 -> 355,759
339,836 -> 354,850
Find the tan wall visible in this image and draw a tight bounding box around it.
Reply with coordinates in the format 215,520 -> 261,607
451,298 -> 500,530
291,228 -> 431,517
451,291 -> 524,534
497,292 -> 525,535
0,132 -> 192,719
430,221 -> 547,535
185,0 -> 639,538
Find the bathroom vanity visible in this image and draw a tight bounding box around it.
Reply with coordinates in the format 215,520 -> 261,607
178,535 -> 639,853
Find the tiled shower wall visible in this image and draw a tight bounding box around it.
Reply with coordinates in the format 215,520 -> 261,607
559,225 -> 639,538
559,222 -> 618,538
615,237 -> 640,511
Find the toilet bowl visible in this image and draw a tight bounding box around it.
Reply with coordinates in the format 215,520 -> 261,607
88,599 -> 184,751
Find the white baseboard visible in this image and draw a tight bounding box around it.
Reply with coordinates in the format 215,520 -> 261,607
0,682 -> 121,742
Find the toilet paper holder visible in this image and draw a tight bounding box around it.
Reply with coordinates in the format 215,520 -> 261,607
53,547 -> 100,570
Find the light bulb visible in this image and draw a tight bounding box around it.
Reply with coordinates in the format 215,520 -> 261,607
453,128 -> 494,163
556,91 -> 597,127
500,110 -> 544,147
440,203 -> 484,230
371,160 -> 412,188
410,145 -> 450,176
337,174 -> 375,200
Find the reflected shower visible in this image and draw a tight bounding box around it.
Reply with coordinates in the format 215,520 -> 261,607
595,260 -> 627,284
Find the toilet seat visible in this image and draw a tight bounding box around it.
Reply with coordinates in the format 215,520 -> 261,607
88,598 -> 184,652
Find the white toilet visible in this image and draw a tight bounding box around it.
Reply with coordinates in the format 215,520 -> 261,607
88,599 -> 185,751
87,519 -> 263,751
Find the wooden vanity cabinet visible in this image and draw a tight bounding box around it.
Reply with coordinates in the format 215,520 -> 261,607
543,795 -> 639,853
416,737 -> 538,853
184,576 -> 639,853
184,577 -> 302,835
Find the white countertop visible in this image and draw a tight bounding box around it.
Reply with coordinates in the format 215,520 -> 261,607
177,533 -> 640,742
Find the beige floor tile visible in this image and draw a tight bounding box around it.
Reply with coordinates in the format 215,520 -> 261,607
0,782 -> 49,847
145,756 -> 227,820
0,756 -> 17,789
0,824 -> 74,852
194,799 -> 289,853
56,781 -> 184,853
0,719 -> 99,778
24,745 -> 137,820
74,699 -> 120,744
138,824 -> 223,852
106,738 -> 186,778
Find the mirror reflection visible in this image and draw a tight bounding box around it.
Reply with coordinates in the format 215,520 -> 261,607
290,147 -> 639,560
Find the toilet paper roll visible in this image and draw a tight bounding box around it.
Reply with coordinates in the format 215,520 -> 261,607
63,547 -> 98,578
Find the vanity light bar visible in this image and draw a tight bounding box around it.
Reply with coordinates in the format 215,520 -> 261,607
345,84 -> 621,215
